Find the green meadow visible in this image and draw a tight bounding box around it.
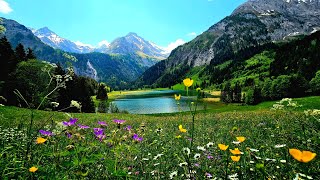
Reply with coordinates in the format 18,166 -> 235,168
0,96 -> 319,179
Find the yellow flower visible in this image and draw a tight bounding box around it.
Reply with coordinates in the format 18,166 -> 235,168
29,166 -> 38,173
231,156 -> 241,162
174,94 -> 181,100
218,144 -> 229,151
183,78 -> 193,87
36,137 -> 47,144
178,125 -> 187,133
236,136 -> 246,143
175,135 -> 182,139
289,149 -> 316,163
230,148 -> 242,155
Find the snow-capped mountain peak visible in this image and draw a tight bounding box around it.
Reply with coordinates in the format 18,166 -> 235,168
33,27 -> 94,53
31,27 -> 170,59
97,40 -> 110,48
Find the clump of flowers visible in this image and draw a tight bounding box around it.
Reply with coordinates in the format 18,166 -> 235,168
39,130 -> 53,136
132,134 -> 143,142
174,94 -> 181,100
29,166 -> 38,173
289,148 -> 316,163
36,137 -> 47,144
178,125 -> 187,133
218,144 -> 229,151
113,119 -> 126,129
63,118 -> 78,126
183,78 -> 193,87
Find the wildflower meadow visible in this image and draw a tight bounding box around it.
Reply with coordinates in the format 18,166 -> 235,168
0,79 -> 319,179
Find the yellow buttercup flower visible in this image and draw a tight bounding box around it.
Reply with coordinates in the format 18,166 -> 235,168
230,148 -> 242,155
183,78 -> 193,87
178,125 -> 187,133
231,156 -> 241,162
36,137 -> 47,144
174,94 -> 181,100
236,136 -> 246,143
289,149 -> 316,163
29,166 -> 38,173
218,144 -> 229,151
175,135 -> 182,139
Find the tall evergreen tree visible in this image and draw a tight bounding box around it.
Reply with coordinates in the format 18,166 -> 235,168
26,48 -> 36,59
96,83 -> 108,100
15,43 -> 26,62
0,37 -> 16,82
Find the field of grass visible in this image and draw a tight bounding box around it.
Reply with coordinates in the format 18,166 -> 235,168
0,96 -> 319,179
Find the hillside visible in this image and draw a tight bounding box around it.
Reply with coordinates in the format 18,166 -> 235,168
136,0 -> 320,88
0,18 -> 153,89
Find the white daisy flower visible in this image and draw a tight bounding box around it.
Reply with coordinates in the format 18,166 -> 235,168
194,153 -> 201,160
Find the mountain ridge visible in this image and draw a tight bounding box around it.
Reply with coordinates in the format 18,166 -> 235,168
136,0 -> 320,88
32,27 -> 169,60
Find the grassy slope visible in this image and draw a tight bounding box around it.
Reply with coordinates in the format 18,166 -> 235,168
0,96 -> 319,179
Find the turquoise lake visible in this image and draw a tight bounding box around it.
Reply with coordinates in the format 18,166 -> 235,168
112,90 -> 204,114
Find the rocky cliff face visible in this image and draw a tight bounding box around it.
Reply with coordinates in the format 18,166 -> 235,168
165,0 -> 320,68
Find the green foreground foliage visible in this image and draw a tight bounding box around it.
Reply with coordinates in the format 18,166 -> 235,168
0,98 -> 319,179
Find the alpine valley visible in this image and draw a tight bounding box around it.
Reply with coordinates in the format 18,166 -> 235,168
135,0 -> 320,91
0,18 -> 169,89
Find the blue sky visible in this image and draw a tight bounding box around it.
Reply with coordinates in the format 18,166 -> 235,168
0,0 -> 246,49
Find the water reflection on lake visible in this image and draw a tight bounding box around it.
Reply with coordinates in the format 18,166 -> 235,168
112,90 -> 204,114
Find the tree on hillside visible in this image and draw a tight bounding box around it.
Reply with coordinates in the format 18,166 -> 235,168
0,37 -> 16,83
233,82 -> 242,103
96,83 -> 108,100
15,43 -> 26,62
221,81 -> 232,103
310,70 -> 320,95
26,48 -> 36,60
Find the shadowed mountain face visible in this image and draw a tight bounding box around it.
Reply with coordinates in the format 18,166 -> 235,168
136,0 -> 320,87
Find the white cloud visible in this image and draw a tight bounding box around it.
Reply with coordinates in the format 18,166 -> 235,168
0,0 -> 13,14
162,39 -> 186,54
74,41 -> 95,48
187,32 -> 197,37
98,40 -> 110,47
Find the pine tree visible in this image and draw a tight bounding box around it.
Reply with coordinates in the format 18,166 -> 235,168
15,43 -> 26,62
96,83 -> 108,100
0,37 -> 16,82
26,48 -> 36,60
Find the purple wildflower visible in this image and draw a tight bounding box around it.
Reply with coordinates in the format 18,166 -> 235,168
205,173 -> 213,178
39,130 -> 53,136
124,125 -> 132,131
98,121 -> 108,126
93,128 -> 105,141
78,124 -> 90,129
132,134 -> 143,142
66,132 -> 72,138
63,118 -> 78,126
207,155 -> 213,159
194,163 -> 200,167
113,119 -> 126,124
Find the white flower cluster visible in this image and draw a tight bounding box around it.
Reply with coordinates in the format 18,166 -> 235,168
271,98 -> 300,110
0,126 -> 27,144
70,100 -> 82,110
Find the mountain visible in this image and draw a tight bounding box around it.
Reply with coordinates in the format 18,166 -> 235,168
107,32 -> 168,59
33,27 -> 94,53
136,0 -> 320,88
0,18 -> 151,89
32,28 -> 168,60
